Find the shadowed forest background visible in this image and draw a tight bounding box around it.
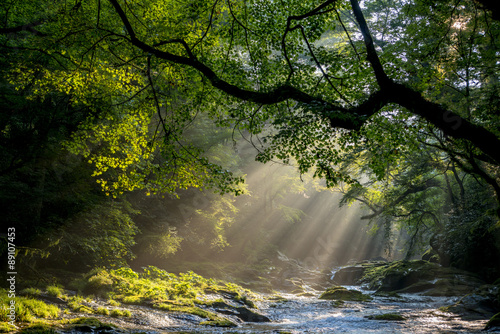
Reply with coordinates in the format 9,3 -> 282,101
1,0 -> 500,332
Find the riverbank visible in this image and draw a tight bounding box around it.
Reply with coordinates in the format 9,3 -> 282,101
1,260 -> 499,333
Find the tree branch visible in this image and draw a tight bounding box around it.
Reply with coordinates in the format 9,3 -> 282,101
0,21 -> 46,36
108,0 -> 500,165
349,0 -> 390,88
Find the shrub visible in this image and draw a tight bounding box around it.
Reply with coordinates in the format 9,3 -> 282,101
19,288 -> 41,297
84,270 -> 113,297
45,286 -> 63,298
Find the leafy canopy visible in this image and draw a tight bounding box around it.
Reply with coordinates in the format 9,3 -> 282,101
1,0 -> 499,205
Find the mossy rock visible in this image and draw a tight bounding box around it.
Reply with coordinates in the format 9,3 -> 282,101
18,324 -> 56,334
367,313 -> 406,321
422,248 -> 440,263
332,266 -> 366,285
360,260 -> 484,293
373,291 -> 402,298
361,260 -> 438,291
440,292 -> 498,320
71,317 -> 114,327
423,279 -> 478,297
395,281 -> 436,294
0,322 -> 17,333
485,312 -> 500,330
200,319 -> 237,327
319,286 -> 372,302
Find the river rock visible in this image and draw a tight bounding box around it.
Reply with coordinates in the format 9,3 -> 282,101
234,307 -> 271,322
359,260 -> 485,296
211,301 -> 270,322
333,266 -> 366,285
442,292 -> 498,319
319,286 -> 372,302
485,312 -> 500,330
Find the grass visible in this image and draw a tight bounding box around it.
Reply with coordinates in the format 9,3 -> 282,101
110,309 -> 131,317
0,290 -> 60,323
96,307 -> 110,315
0,322 -> 17,333
107,299 -> 120,306
45,286 -> 64,298
66,295 -> 93,314
79,266 -> 257,312
19,288 -> 41,297
3,266 -> 257,332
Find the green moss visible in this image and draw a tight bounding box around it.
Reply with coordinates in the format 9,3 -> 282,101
368,313 -> 406,321
485,312 -> 500,330
360,260 -> 437,289
0,322 -> 17,333
234,294 -> 256,308
77,305 -> 94,313
121,295 -> 144,304
59,266 -> 261,325
95,307 -> 110,315
319,286 -> 372,302
71,318 -> 96,325
108,299 -> 120,306
110,309 -> 131,317
71,317 -> 112,327
19,288 -> 41,297
331,300 -> 345,307
18,324 -> 55,334
200,319 -> 237,327
267,294 -> 287,302
373,291 -> 402,298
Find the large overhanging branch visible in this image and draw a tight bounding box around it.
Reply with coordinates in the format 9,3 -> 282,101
108,0 -> 500,165
107,0 -> 370,128
349,0 -> 500,165
0,21 -> 46,36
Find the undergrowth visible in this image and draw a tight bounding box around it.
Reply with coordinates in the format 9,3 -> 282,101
2,265 -> 254,331
0,290 -> 60,323
79,266 -> 257,309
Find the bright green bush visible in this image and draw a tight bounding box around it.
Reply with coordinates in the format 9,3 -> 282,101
45,286 -> 63,298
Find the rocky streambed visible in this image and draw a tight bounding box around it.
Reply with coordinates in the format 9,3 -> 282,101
34,287 -> 497,334
15,260 -> 500,334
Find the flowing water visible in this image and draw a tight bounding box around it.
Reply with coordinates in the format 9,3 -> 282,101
102,287 -> 498,333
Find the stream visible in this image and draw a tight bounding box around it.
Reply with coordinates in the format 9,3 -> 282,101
79,287 -> 499,333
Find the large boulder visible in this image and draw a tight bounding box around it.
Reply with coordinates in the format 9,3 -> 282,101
332,266 -> 366,285
212,301 -> 270,322
359,260 -> 485,296
485,312 -> 500,330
